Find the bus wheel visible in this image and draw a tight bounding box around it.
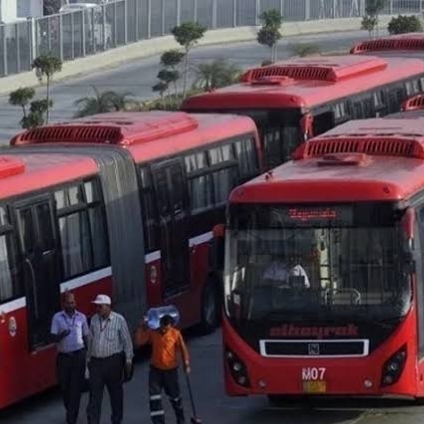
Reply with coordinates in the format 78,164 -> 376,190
199,278 -> 219,334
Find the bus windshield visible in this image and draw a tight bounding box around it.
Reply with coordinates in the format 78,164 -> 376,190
224,203 -> 412,323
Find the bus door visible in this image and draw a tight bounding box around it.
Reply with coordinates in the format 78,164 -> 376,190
14,196 -> 61,350
152,159 -> 190,299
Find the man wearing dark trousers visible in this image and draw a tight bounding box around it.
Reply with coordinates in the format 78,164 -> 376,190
87,294 -> 134,424
51,291 -> 89,424
135,314 -> 190,424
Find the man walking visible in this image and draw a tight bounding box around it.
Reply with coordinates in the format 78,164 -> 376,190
87,294 -> 134,424
135,314 -> 190,424
51,291 -> 89,424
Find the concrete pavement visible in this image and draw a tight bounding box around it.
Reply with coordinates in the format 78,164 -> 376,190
0,329 -> 423,424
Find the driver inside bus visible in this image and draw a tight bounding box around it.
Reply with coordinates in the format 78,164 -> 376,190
262,252 -> 310,288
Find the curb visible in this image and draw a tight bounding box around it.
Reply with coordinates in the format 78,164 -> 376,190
0,15 -> 398,96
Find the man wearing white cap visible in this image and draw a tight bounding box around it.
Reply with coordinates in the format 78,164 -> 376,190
86,294 -> 134,424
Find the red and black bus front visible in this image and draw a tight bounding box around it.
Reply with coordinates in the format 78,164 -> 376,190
222,201 -> 421,398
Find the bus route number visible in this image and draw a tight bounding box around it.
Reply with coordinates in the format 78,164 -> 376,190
302,367 -> 326,381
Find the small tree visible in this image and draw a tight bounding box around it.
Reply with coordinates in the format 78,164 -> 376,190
152,49 -> 185,107
9,87 -> 52,129
160,49 -> 185,97
388,15 -> 423,35
361,15 -> 378,38
171,22 -> 207,97
9,87 -> 35,120
364,0 -> 387,35
160,49 -> 185,69
257,9 -> 283,62
32,54 -> 62,124
194,59 -> 242,91
74,86 -> 132,118
21,99 -> 52,129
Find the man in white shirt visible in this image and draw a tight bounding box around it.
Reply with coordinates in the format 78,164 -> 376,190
263,254 -> 310,288
86,294 -> 133,424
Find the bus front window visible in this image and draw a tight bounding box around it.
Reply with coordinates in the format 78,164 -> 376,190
224,204 -> 412,323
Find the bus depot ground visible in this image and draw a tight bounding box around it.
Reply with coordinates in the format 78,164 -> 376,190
0,328 -> 423,424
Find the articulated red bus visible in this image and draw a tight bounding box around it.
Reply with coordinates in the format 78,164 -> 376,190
0,111 -> 261,408
220,115 -> 424,401
181,54 -> 424,170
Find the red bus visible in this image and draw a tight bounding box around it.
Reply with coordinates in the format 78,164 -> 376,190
0,111 -> 261,408
220,115 -> 424,401
180,54 -> 424,170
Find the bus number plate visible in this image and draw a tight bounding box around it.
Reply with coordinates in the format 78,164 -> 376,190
302,367 -> 326,393
302,380 -> 326,393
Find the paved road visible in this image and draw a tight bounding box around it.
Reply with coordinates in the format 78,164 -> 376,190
0,328 -> 423,424
0,29 -> 387,143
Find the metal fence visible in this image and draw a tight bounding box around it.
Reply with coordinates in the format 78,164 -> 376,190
0,0 -> 422,78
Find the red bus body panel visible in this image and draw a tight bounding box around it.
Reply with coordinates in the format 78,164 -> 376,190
222,310 -> 422,397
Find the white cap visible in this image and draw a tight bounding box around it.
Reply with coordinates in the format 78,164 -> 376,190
92,294 -> 111,305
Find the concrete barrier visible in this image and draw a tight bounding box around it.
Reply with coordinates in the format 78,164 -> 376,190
0,16 -> 397,96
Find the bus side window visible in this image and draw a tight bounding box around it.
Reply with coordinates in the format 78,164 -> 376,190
168,161 -> 188,214
184,152 -> 214,214
387,84 -> 406,113
55,179 -> 109,280
373,91 -> 386,117
406,79 -> 420,96
0,206 -> 21,302
139,166 -> 159,251
312,110 -> 334,136
234,137 -> 259,181
208,144 -> 239,205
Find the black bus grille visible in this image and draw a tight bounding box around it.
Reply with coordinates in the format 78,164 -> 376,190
259,339 -> 369,357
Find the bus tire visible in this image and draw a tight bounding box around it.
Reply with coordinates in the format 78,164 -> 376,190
199,278 -> 219,335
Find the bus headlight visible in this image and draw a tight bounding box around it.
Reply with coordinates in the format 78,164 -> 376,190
225,347 -> 250,388
381,344 -> 407,387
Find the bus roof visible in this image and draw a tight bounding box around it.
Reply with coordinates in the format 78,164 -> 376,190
181,55 -> 424,110
10,111 -> 258,163
229,116 -> 424,204
0,152 -> 97,199
351,33 -> 424,55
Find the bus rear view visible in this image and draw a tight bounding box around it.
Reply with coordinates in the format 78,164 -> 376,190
222,117 -> 424,400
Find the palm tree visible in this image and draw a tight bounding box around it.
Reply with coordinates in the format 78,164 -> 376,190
74,86 -> 132,118
194,59 -> 241,91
